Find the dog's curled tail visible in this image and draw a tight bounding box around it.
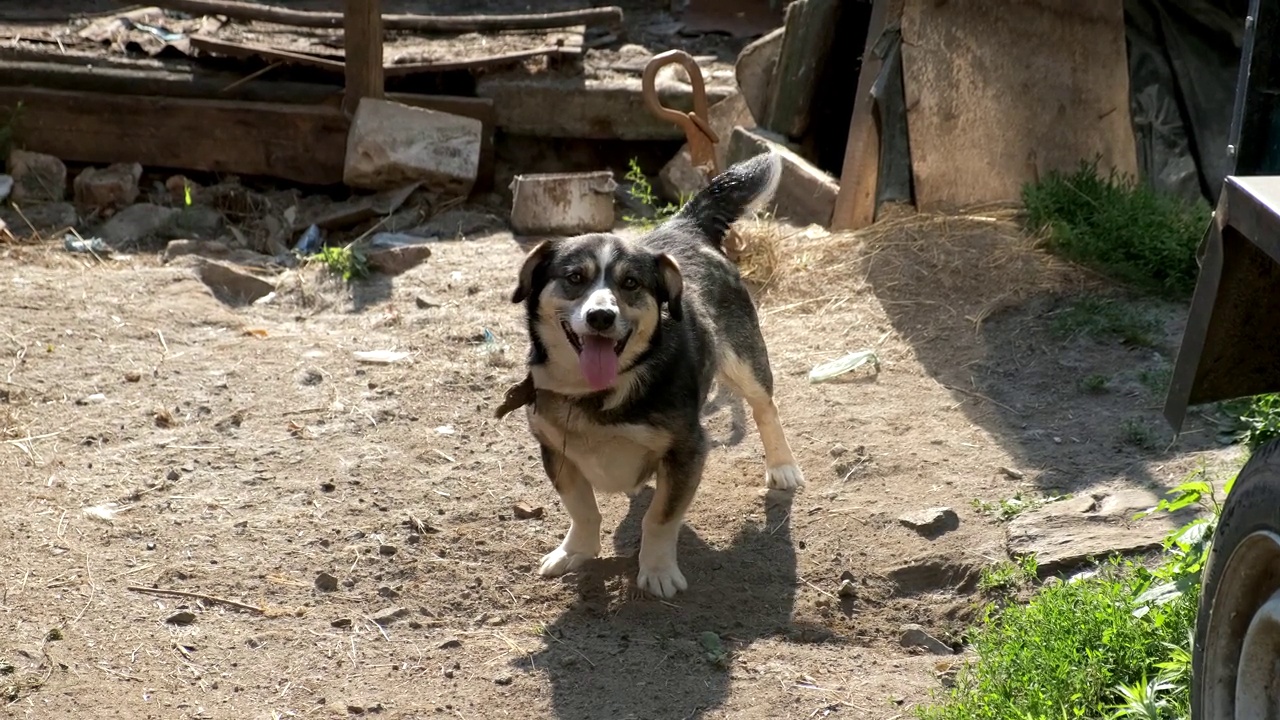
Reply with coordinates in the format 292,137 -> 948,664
674,151 -> 783,248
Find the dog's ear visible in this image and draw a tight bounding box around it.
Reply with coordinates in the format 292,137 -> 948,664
655,253 -> 684,321
511,241 -> 554,304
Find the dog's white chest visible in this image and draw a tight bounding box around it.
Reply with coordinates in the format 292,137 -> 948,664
527,402 -> 670,495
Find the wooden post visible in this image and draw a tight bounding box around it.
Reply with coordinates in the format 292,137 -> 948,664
342,0 -> 384,116
831,0 -> 901,231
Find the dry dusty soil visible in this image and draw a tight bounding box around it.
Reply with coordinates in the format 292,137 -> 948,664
0,214 -> 1241,719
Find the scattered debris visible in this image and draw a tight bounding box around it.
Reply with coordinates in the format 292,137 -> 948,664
378,544 -> 398,557
314,572 -> 339,592
809,350 -> 880,383
407,514 -> 438,535
331,618 -> 353,629
165,610 -> 197,626
353,350 -> 411,365
493,674 -> 513,686
438,637 -> 462,650
73,162 -> 142,212
999,466 -> 1026,480
64,236 -> 112,256
509,170 -> 617,236
898,507 -> 960,536
7,150 -> 67,204
76,393 -> 107,405
295,224 -> 324,254
512,502 -> 544,520
82,503 -> 121,521
415,295 -> 441,310
344,99 -> 483,196
899,624 -> 953,655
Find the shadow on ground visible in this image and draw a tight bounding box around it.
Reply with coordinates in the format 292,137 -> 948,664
861,216 -> 1226,496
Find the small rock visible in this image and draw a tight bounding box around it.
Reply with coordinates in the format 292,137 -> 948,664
493,674 -> 513,686
344,98 -> 482,196
145,542 -> 156,551
346,702 -> 365,715
512,502 -> 544,520
378,544 -> 398,557
98,203 -> 178,246
999,466 -> 1025,479
365,243 -> 432,276
8,150 -> 67,203
658,146 -> 710,201
331,618 -> 353,629
900,624 -> 953,655
195,260 -> 275,306
73,162 -> 142,212
438,637 -> 462,649
837,579 -> 856,598
377,585 -> 399,598
76,393 -> 106,405
415,295 -> 441,309
165,205 -> 224,240
124,371 -> 142,383
2,201 -> 77,235
829,444 -> 848,458
165,610 -> 197,626
898,507 -> 960,536
163,239 -> 231,262
370,607 -> 408,626
165,468 -> 180,482
315,572 -> 339,592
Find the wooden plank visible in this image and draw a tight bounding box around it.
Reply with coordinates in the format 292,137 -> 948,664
763,0 -> 839,138
189,36 -> 347,73
831,0 -> 901,231
0,87 -> 349,186
115,0 -> 624,32
343,0 -> 384,115
899,0 -> 1137,210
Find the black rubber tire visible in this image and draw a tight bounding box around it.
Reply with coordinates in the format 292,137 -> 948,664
1193,437 -> 1280,720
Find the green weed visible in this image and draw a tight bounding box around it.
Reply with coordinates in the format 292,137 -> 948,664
314,244 -> 368,282
1220,393 -> 1280,449
622,158 -> 687,230
1137,366 -> 1172,396
1081,374 -> 1111,394
972,492 -> 1065,522
1121,419 -> 1158,450
1023,159 -> 1211,297
978,555 -> 1039,595
1049,296 -> 1162,348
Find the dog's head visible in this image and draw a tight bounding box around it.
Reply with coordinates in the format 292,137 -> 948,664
511,234 -> 683,393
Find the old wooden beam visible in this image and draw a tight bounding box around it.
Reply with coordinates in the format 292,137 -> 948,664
831,0 -> 902,231
115,0 -> 624,32
763,0 -> 839,138
343,0 -> 384,115
0,87 -> 350,185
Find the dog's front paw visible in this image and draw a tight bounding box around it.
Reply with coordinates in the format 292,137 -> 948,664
637,561 -> 688,598
538,546 -> 597,577
766,463 -> 805,490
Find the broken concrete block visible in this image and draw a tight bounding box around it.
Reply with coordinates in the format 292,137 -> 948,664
98,203 -> 179,246
735,27 -> 783,125
659,91 -> 761,201
363,233 -> 434,276
0,202 -> 77,235
344,99 -> 482,197
73,162 -> 142,212
195,259 -> 275,306
1006,489 -> 1200,574
7,150 -> 67,204
510,171 -> 616,236
726,126 -> 839,227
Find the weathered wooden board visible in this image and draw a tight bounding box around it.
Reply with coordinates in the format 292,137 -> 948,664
0,87 -> 350,185
763,0 -> 839,138
900,0 -> 1137,210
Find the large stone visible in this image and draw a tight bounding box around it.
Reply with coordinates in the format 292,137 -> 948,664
900,624 -> 953,655
364,234 -> 433,276
1006,489 -> 1200,573
343,99 -> 482,197
195,259 -> 276,306
659,91 -> 760,201
73,162 -> 142,212
899,507 -> 960,537
726,126 -> 839,227
0,202 -> 77,235
98,203 -> 179,246
164,205 -> 225,240
735,27 -> 783,125
7,150 -> 66,203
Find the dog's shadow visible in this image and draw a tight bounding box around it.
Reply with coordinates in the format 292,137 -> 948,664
515,390 -> 804,719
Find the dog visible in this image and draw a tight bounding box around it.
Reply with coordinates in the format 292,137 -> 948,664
508,152 -> 804,598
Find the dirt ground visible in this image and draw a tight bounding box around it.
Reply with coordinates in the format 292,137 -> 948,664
0,209 -> 1241,719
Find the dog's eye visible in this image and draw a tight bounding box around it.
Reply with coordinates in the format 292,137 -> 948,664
565,271 -> 584,285
620,277 -> 639,291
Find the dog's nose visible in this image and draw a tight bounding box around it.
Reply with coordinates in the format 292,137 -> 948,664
586,308 -> 616,332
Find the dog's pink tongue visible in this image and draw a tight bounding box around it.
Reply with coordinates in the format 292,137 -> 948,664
579,335 -> 619,391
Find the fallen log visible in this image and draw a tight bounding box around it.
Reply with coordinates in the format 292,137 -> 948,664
115,0 -> 624,32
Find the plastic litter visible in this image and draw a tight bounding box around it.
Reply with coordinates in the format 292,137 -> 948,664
808,350 -> 880,384
64,235 -> 112,255
369,232 -> 438,249
353,350 -> 410,364
295,224 -> 324,255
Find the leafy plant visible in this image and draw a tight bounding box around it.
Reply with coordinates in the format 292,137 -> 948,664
1224,393 -> 1280,449
978,555 -> 1039,595
972,492 -> 1066,522
1081,374 -> 1112,394
1121,419 -> 1158,450
315,244 -> 368,282
1023,159 -> 1211,297
622,158 -> 687,229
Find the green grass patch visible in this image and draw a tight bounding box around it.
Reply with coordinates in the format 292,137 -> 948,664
1080,373 -> 1111,394
1023,159 -> 1211,297
1049,296 -> 1162,348
972,492 -> 1066,522
977,555 -> 1039,596
314,244 -> 369,282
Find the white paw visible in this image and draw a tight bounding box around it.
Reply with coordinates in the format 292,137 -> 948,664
538,546 -> 597,577
637,561 -> 688,598
766,463 -> 805,490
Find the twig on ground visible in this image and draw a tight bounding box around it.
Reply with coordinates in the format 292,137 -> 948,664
125,585 -> 264,614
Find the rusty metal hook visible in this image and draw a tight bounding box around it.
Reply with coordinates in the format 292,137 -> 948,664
642,49 -> 721,178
